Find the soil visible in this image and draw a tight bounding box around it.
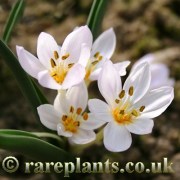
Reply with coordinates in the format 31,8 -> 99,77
0,0 -> 180,179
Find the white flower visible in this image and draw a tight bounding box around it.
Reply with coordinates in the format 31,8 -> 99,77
83,28 -> 130,83
16,26 -> 92,90
132,54 -> 174,89
37,83 -> 104,144
88,61 -> 174,152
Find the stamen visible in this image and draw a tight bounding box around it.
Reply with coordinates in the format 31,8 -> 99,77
129,86 -> 134,96
115,99 -> 120,104
50,58 -> 56,68
68,63 -> 74,68
119,110 -> 125,115
83,112 -> 88,120
94,52 -> 100,58
139,106 -> 145,112
91,60 -> 99,65
98,55 -> 103,61
62,53 -> 70,60
76,108 -> 82,115
51,72 -> 56,77
119,90 -> 125,99
70,106 -> 74,113
62,115 -> 67,121
74,121 -> 80,127
54,51 -> 59,60
131,109 -> 138,117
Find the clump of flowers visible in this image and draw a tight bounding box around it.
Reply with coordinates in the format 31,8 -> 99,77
16,25 -> 174,152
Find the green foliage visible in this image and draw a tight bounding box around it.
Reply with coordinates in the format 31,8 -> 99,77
0,130 -> 72,162
3,0 -> 25,43
87,0 -> 109,39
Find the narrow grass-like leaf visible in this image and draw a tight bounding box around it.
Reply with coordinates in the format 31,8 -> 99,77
2,0 -> 25,43
0,40 -> 47,117
0,130 -> 72,162
87,0 -> 109,39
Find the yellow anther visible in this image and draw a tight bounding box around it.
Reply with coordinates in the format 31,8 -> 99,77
83,112 -> 88,120
131,109 -> 138,117
119,110 -> 125,115
129,86 -> 134,96
94,52 -> 100,58
74,121 -> 80,127
139,106 -> 145,112
68,63 -> 74,68
76,108 -> 82,115
91,60 -> 99,65
54,51 -> 59,60
119,90 -> 125,99
70,106 -> 74,113
98,55 -> 103,61
50,58 -> 56,68
62,115 -> 67,121
115,99 -> 120,104
62,53 -> 70,60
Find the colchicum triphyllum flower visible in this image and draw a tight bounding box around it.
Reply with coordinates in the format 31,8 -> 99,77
16,26 -> 92,90
83,28 -> 130,85
132,53 -> 174,89
37,83 -> 104,144
88,61 -> 174,152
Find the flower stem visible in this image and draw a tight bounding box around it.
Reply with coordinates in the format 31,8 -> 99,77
32,132 -> 64,146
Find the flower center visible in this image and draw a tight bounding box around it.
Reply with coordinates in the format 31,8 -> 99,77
112,86 -> 145,125
61,106 -> 89,133
50,51 -> 74,84
85,51 -> 103,80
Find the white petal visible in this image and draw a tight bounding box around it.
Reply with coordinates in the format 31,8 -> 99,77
61,26 -> 92,63
92,28 -> 116,59
89,68 -> 101,81
53,91 -> 69,114
88,99 -> 113,123
150,64 -> 174,89
98,61 -> 122,108
137,53 -> 155,63
88,99 -> 111,113
80,113 -> 106,130
38,70 -> 62,90
69,129 -> 96,144
66,82 -> 88,112
123,62 -> 151,104
126,118 -> 154,135
62,64 -> 85,89
57,123 -> 73,137
37,32 -> 60,69
113,61 -> 130,76
134,86 -> 174,118
78,43 -> 91,67
37,105 -> 60,130
16,46 -> 44,78
103,122 -> 132,152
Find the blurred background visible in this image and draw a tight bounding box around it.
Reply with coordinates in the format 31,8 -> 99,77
0,0 -> 180,179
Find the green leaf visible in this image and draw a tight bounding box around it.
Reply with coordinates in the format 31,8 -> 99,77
87,0 -> 109,39
3,0 -> 48,111
0,40 -> 47,118
0,130 -> 72,162
2,0 -> 25,43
